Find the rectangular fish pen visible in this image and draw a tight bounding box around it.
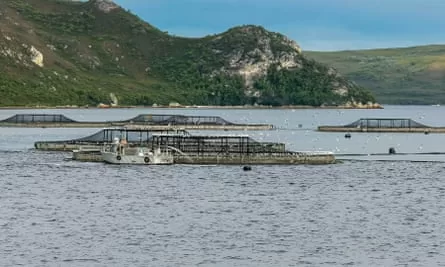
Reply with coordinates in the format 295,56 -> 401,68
1,113 -> 273,130
148,133 -> 334,165
150,133 -> 285,155
34,128 -> 190,151
318,118 -> 445,133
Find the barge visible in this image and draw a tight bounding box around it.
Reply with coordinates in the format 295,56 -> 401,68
73,147 -> 335,165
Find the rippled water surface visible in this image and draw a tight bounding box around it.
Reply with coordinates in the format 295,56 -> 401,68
1,106 -> 445,266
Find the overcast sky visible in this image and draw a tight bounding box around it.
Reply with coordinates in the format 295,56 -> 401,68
113,0 -> 445,51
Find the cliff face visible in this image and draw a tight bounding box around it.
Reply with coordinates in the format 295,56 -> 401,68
215,26 -> 303,89
0,0 -> 376,107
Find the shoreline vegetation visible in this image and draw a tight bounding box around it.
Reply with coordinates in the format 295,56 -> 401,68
0,103 -> 384,110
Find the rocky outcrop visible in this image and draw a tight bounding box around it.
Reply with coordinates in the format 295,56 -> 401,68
207,25 -> 376,104
29,46 -> 43,67
340,101 -> 383,109
217,26 -> 303,89
94,0 -> 119,13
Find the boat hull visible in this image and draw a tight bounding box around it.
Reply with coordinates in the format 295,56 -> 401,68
102,152 -> 174,165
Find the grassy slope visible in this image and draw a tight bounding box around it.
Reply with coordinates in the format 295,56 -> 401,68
0,0 -> 200,106
306,45 -> 445,104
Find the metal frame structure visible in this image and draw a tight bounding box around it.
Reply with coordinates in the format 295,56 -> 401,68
150,134 -> 286,155
36,128 -> 190,146
35,128 -> 287,155
1,113 -> 250,126
125,114 -> 235,126
2,114 -> 76,123
343,118 -> 428,129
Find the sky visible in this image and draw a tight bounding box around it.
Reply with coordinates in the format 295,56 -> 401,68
113,0 -> 445,51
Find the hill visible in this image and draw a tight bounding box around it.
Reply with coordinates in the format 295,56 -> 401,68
306,45 -> 445,105
0,0 -> 376,107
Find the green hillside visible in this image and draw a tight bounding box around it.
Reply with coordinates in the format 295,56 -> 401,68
306,45 -> 445,104
0,0 -> 375,107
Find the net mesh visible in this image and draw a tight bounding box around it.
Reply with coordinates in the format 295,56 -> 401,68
46,129 -> 190,144
1,114 -> 76,123
150,135 -> 286,154
122,114 -> 235,125
1,114 -> 239,126
343,118 -> 428,128
36,129 -> 286,154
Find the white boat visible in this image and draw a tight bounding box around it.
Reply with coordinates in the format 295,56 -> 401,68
101,138 -> 174,165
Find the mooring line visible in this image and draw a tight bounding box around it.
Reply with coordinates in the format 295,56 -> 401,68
335,152 -> 445,156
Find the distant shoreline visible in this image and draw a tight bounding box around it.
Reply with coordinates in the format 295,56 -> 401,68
0,104 -> 384,110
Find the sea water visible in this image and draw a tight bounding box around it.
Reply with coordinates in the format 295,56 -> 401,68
1,106 -> 444,266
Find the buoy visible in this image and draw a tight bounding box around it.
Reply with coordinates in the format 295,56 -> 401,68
388,147 -> 396,154
243,166 -> 252,171
345,133 -> 351,139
